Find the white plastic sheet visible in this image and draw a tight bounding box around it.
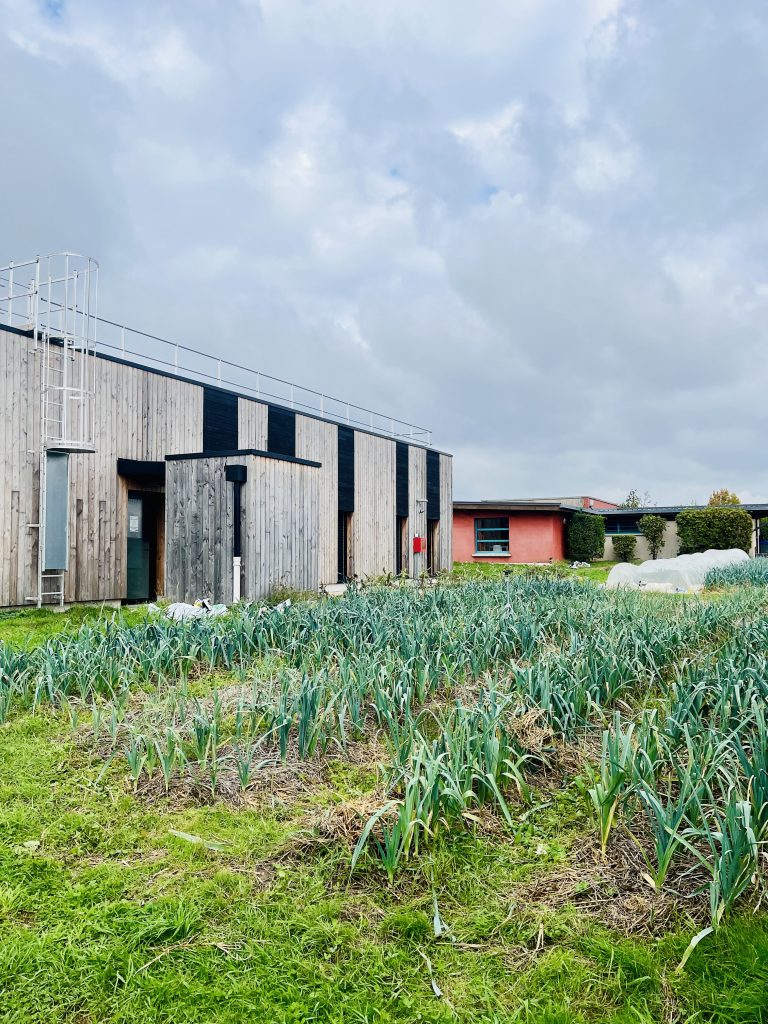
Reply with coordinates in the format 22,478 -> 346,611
166,600 -> 229,620
603,563 -> 640,590
605,548 -> 749,593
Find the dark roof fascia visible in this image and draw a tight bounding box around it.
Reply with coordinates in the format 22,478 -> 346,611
165,448 -> 321,469
592,505 -> 768,519
454,500 -> 570,513
0,322 -> 450,458
117,458 -> 165,482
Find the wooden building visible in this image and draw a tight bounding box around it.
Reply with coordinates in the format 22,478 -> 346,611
0,301 -> 452,607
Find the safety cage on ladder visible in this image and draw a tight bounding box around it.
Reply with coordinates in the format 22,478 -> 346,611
0,253 -> 99,605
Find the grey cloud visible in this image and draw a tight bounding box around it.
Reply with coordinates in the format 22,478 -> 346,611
2,0 -> 767,504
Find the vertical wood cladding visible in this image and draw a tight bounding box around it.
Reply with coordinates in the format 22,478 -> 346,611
407,446 -> 426,566
165,452 -> 319,602
337,426 -> 354,513
396,442 -> 409,518
203,388 -> 238,452
426,449 -> 440,520
267,405 -> 296,458
65,356 -> 203,603
238,398 -> 267,449
353,432 -> 396,578
0,329 -> 39,605
0,328 -> 454,605
439,453 -> 453,570
295,414 -> 338,586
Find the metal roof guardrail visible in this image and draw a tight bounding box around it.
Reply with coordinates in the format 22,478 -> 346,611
96,317 -> 433,445
0,259 -> 433,446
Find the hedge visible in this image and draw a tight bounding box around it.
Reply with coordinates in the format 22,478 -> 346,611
676,506 -> 753,554
612,535 -> 637,562
566,510 -> 605,562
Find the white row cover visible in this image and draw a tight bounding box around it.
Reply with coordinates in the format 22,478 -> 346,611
605,548 -> 749,592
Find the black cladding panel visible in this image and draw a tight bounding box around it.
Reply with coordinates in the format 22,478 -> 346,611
203,388 -> 238,452
338,426 -> 355,512
426,449 -> 440,521
396,442 -> 409,518
267,406 -> 296,458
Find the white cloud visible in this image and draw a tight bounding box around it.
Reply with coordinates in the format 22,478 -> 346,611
570,131 -> 639,193
1,0 -> 767,504
5,2 -> 208,96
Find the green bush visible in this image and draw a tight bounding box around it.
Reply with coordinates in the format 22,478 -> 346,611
566,511 -> 605,562
638,514 -> 667,560
612,535 -> 636,562
676,507 -> 753,554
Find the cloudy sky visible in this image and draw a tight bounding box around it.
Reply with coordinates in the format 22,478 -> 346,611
2,0 -> 767,503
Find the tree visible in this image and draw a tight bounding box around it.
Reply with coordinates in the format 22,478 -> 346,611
618,489 -> 653,509
676,507 -> 752,554
566,511 -> 605,562
708,488 -> 741,506
612,535 -> 636,563
638,514 -> 667,560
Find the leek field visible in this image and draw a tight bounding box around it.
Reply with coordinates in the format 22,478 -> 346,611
3,571 -> 768,1022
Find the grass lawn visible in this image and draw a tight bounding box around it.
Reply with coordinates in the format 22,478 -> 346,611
1,581 -> 768,1022
0,603 -> 149,648
451,560 -> 618,585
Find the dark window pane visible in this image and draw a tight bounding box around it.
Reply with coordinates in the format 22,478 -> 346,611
476,516 -> 508,530
474,515 -> 509,553
268,406 -> 296,458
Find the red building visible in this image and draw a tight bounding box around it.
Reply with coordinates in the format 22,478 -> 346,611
453,497 -> 617,565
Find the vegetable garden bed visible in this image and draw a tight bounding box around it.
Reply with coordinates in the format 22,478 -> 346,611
2,578 -> 768,1022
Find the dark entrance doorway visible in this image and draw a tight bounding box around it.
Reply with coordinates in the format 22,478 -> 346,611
395,515 -> 408,575
427,519 -> 439,575
127,491 -> 163,601
338,511 -> 353,582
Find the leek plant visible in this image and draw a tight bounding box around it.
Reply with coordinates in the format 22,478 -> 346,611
587,714 -> 636,855
4,572 -> 768,898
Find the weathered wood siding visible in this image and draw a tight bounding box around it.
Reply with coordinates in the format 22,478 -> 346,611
245,453 -> 319,597
66,356 -> 202,602
165,453 -> 319,602
295,414 -> 338,585
0,330 -> 202,605
439,453 -> 453,570
0,328 -> 453,604
407,446 -> 427,571
0,329 -> 40,605
238,398 -> 267,449
354,432 -> 396,579
165,456 -> 234,603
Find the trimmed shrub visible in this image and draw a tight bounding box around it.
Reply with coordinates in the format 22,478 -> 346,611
612,535 -> 637,562
638,514 -> 667,560
566,511 -> 605,562
676,507 -> 753,554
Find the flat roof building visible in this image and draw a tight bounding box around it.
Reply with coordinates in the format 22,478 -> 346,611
453,496 -> 616,564
600,505 -> 768,560
454,497 -> 768,566
0,253 -> 452,607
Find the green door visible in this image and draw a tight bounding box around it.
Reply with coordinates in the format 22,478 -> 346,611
127,496 -> 150,601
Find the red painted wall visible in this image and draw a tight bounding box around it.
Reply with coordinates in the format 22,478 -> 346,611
453,509 -> 567,564
580,497 -> 617,510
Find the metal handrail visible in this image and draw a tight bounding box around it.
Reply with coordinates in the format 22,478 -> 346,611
0,264 -> 433,446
